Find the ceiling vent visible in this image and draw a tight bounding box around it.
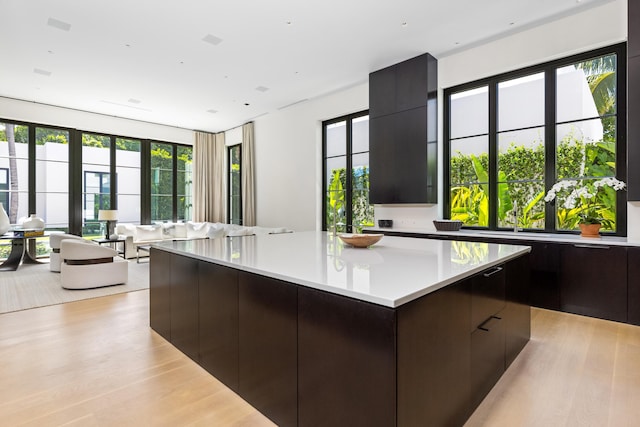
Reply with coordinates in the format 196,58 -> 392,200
202,34 -> 223,46
47,18 -> 71,31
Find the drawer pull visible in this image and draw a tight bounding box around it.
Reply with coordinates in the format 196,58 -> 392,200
573,244 -> 610,249
483,266 -> 503,278
478,316 -> 502,332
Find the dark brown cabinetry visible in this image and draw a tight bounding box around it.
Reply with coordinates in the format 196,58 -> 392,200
150,249 -> 530,427
629,0 -> 640,200
628,248 -> 640,325
369,53 -> 437,204
238,273 -> 298,427
397,279 -> 472,427
198,262 -> 239,391
170,254 -> 200,361
299,287 -> 396,427
149,247 -> 172,340
560,244 -> 627,322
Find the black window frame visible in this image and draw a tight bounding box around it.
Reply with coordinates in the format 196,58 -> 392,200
444,43 -> 627,236
0,167 -> 8,208
322,110 -> 370,233
228,144 -> 242,225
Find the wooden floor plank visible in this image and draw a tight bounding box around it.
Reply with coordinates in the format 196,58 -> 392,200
2,290 -> 640,426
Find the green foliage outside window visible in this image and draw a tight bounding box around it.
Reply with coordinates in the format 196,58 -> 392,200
326,167 -> 374,233
450,133 -> 617,231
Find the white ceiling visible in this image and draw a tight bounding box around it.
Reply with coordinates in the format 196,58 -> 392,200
0,0 -> 612,133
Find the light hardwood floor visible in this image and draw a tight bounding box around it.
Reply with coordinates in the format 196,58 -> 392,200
1,290 -> 639,426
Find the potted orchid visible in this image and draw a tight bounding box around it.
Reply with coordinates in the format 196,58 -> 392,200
544,177 -> 626,236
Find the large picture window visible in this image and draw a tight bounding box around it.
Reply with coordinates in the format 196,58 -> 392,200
323,111 -> 373,233
445,44 -> 626,235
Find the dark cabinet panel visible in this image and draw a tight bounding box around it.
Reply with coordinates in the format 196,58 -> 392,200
395,55 -> 429,113
170,254 -> 200,361
560,244 -> 627,322
630,0 -> 640,58
628,56 -> 640,200
369,107 -> 430,204
471,316 -> 505,409
239,272 -> 297,427
198,262 -> 239,391
369,66 -> 396,119
504,253 -> 531,368
523,241 -> 561,311
397,279 -> 472,427
368,52 -> 437,204
471,264 -> 506,331
149,247 -> 172,340
298,287 -> 396,427
628,248 -> 640,325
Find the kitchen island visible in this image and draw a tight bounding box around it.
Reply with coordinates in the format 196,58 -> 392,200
149,231 -> 531,427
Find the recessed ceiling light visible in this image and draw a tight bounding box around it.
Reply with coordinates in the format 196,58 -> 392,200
207,109 -> 218,114
244,103 -> 250,106
47,17 -> 71,32
33,68 -> 52,76
509,22 -> 515,26
128,98 -> 141,104
286,20 -> 293,25
255,86 -> 269,92
455,42 -> 460,45
47,50 -> 53,54
401,22 -> 408,27
125,44 -> 131,48
202,34 -> 223,46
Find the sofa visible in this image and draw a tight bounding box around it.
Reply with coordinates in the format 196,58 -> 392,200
115,222 -> 291,259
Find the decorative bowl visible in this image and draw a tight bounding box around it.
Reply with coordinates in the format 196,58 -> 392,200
433,219 -> 463,231
338,233 -> 383,248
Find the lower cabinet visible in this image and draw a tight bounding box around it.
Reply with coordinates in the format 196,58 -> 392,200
239,272 -> 298,427
149,248 -> 172,340
170,254 -> 199,361
199,262 -> 239,391
397,279 -> 472,427
560,244 -> 627,322
150,250 -> 531,427
627,248 -> 640,326
298,287 -> 396,427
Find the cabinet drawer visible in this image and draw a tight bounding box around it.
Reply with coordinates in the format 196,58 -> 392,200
471,265 -> 506,331
471,316 -> 505,409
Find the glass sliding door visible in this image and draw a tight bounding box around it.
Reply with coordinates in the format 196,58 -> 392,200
150,142 -> 173,222
82,133 -> 111,236
116,138 -> 141,225
177,145 -> 193,222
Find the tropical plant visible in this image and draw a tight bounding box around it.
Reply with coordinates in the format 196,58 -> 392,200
544,177 -> 626,229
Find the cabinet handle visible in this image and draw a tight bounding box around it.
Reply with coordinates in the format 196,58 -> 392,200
482,266 -> 503,278
573,244 -> 610,249
478,316 -> 502,332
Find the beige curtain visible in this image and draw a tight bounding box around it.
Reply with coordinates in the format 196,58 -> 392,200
241,122 -> 256,226
193,131 -> 226,222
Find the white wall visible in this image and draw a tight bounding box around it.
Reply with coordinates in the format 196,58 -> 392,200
253,84 -> 368,231
0,96 -> 193,145
252,0 -> 630,233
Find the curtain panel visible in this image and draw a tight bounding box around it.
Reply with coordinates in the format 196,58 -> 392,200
241,122 -> 256,226
193,131 -> 225,223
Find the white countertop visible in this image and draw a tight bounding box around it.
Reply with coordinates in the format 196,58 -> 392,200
153,231 -> 530,308
365,226 -> 639,247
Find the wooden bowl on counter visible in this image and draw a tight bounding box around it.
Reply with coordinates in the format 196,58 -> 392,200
338,233 -> 383,248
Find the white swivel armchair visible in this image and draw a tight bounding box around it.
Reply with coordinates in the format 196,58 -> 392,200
49,233 -> 89,272
60,240 -> 128,289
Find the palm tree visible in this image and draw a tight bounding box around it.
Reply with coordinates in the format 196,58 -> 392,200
5,124 -> 19,223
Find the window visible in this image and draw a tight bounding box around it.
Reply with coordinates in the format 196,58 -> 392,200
0,168 -> 8,208
323,111 -> 373,233
228,144 -> 242,225
116,138 -> 141,226
445,44 -> 626,235
36,127 -> 70,232
150,142 -> 193,222
0,122 -> 29,223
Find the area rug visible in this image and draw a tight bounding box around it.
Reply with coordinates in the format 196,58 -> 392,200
0,260 -> 149,314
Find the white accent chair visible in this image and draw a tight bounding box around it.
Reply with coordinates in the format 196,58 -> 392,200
49,233 -> 89,272
60,240 -> 128,289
